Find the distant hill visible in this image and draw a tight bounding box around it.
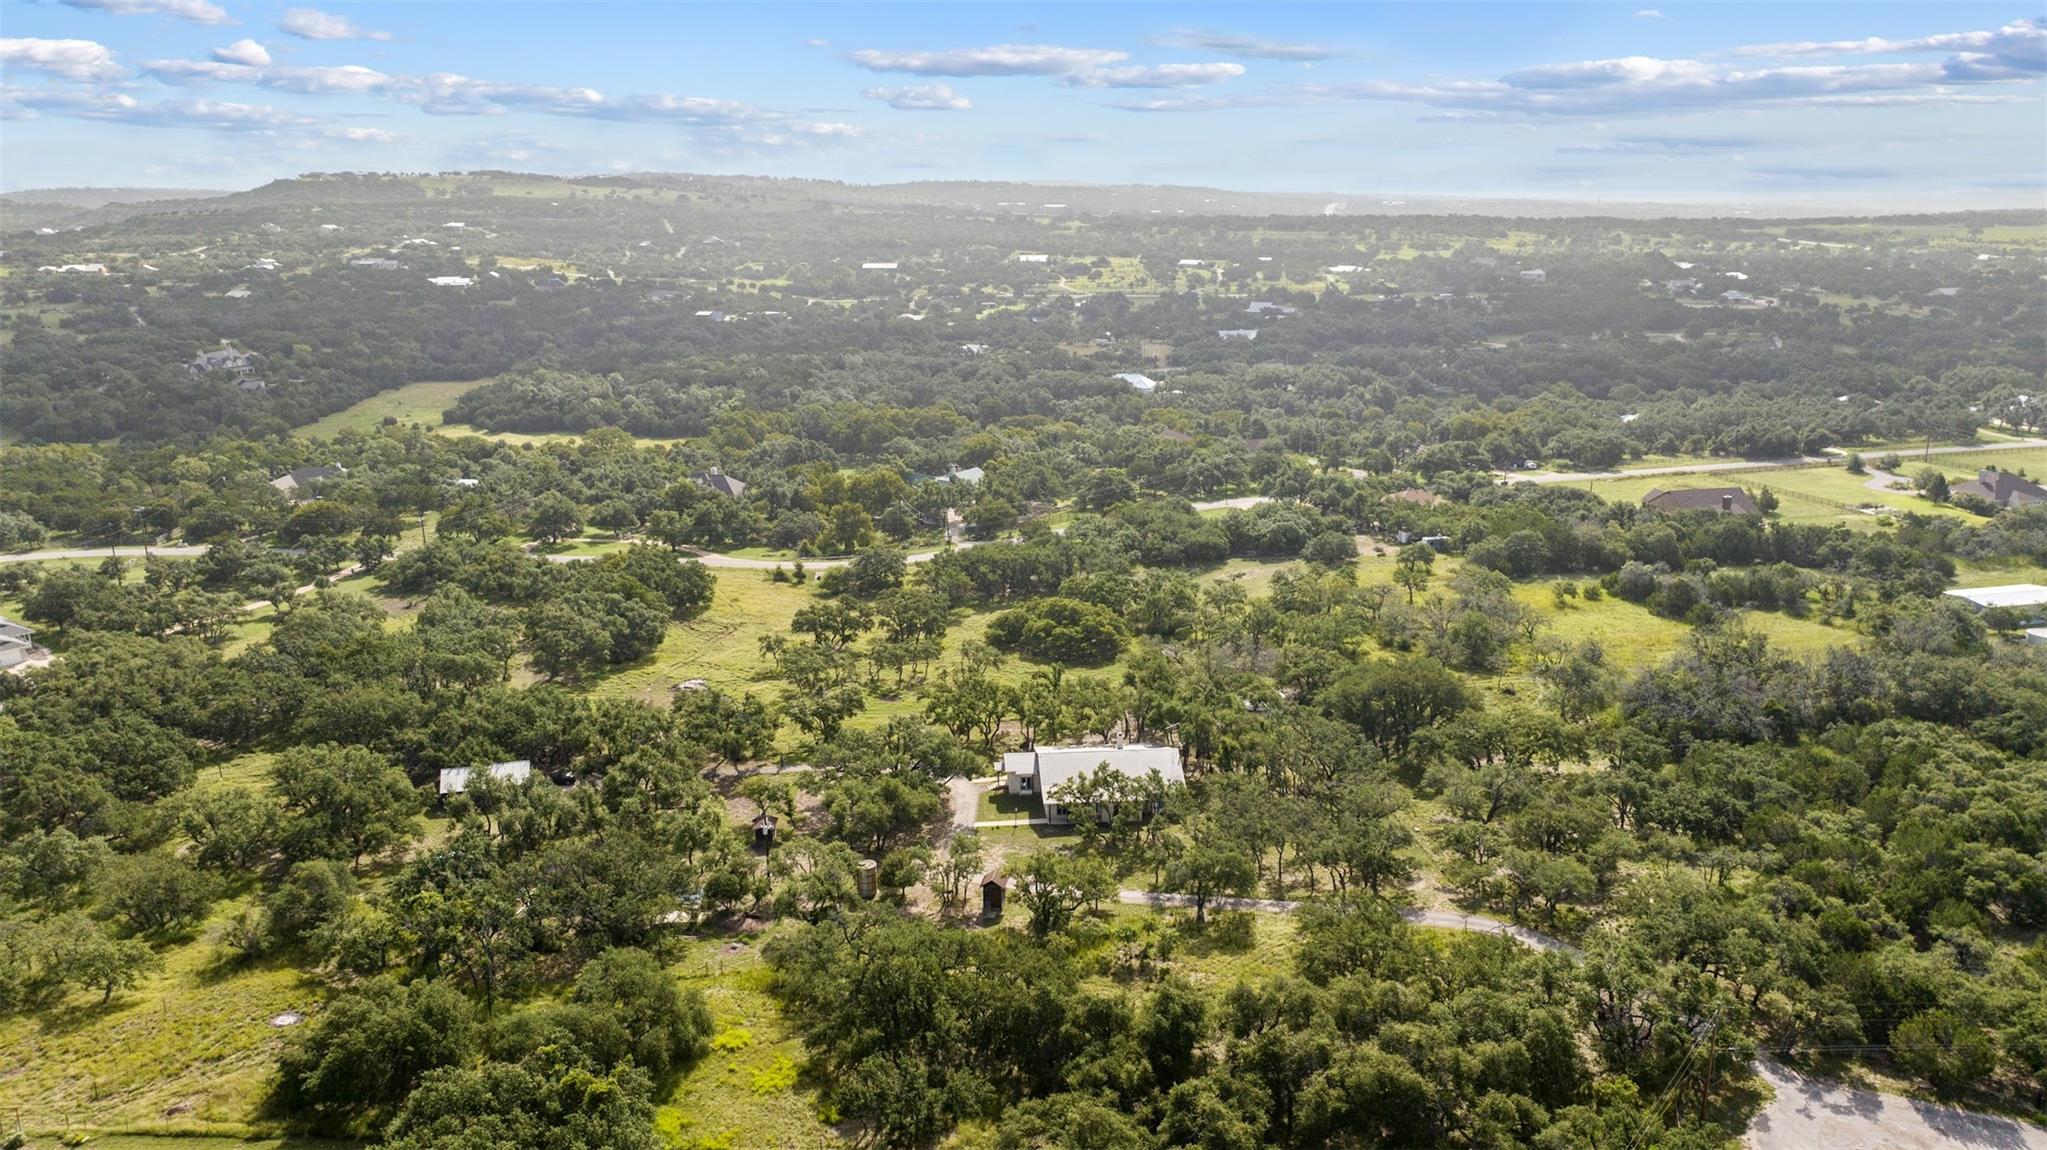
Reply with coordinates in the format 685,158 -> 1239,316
1,187 -> 234,209
0,187 -> 235,234
7,171 -> 2040,229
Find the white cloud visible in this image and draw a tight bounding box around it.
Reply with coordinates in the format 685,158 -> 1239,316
1066,62 -> 1245,89
805,38 -> 830,48
211,38 -> 272,67
134,52 -> 860,150
0,37 -> 123,81
3,87 -> 318,131
1150,29 -> 1338,61
1635,10 -> 1666,19
278,7 -> 392,42
1733,18 -> 2043,61
847,43 -> 1127,77
62,0 -> 231,26
1115,22 -> 2046,119
863,83 -> 972,110
324,125 -> 397,142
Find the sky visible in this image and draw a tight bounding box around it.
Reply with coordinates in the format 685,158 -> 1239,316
1,2 -> 2043,207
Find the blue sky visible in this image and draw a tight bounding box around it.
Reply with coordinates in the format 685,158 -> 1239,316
2,2 -> 2042,206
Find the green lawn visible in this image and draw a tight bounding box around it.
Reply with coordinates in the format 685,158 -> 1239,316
294,378 -> 486,437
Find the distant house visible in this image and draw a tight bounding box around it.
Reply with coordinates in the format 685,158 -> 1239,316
224,287 -> 253,299
187,344 -> 258,376
350,257 -> 403,270
1642,487 -> 1759,515
1114,372 -> 1160,393
860,261 -> 899,271
1385,487 -> 1444,507
1519,269 -> 1547,284
689,468 -> 747,498
37,263 -> 107,274
1245,301 -> 1298,316
1951,468 -> 2046,509
1217,328 -> 1259,341
438,760 -> 533,796
236,377 -> 268,391
932,465 -> 984,486
693,309 -> 732,322
1016,253 -> 1050,263
1325,264 -> 1363,274
960,343 -> 990,355
270,464 -> 348,496
428,275 -> 474,287
0,617 -> 37,670
1001,744 -> 1185,824
1177,259 -> 1205,267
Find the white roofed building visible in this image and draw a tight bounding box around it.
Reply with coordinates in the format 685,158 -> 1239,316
1001,744 -> 1184,824
439,760 -> 533,795
1943,584 -> 2047,622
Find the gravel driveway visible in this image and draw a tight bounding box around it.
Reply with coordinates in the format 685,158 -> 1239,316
1746,1058 -> 2047,1150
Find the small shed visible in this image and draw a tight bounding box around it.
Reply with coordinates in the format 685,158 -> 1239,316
751,812 -> 777,852
857,859 -> 879,900
980,870 -> 1010,919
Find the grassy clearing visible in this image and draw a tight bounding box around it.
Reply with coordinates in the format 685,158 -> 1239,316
1513,580 -> 1855,671
293,378 -> 486,437
586,571 -> 816,708
657,934 -> 835,1150
0,896 -> 319,1137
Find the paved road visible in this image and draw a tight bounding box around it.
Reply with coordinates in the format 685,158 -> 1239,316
0,545 -> 207,563
1511,456 -> 1825,485
1509,437 -> 2047,487
1747,1058 -> 2047,1150
6,497 -> 1276,573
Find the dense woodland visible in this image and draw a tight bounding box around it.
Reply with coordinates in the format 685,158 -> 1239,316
0,174 -> 2044,1149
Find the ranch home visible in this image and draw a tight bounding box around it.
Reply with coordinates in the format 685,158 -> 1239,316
1002,744 -> 1185,824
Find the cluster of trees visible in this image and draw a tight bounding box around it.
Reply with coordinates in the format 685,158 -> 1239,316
768,904 -> 1750,1150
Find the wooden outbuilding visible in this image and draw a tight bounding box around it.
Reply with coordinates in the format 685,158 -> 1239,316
980,870 -> 1010,919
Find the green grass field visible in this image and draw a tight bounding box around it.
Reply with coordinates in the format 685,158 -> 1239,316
657,933 -> 835,1150
586,571 -> 817,708
294,379 -> 486,437
0,895 -> 319,1137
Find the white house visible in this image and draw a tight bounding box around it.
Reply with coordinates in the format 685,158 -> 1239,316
1114,372 -> 1159,393
439,760 -> 533,795
1218,328 -> 1259,341
1016,253 -> 1049,263
1520,269 -> 1547,283
860,261 -> 899,271
1002,744 -> 1184,824
0,617 -> 36,670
